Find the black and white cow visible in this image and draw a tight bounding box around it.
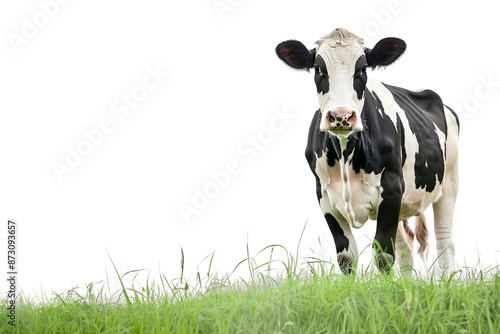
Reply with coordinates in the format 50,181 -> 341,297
275,28 -> 459,274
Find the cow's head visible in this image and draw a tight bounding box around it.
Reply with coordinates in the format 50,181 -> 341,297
276,28 -> 406,138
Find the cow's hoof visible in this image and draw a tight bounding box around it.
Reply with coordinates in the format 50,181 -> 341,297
375,253 -> 394,274
338,253 -> 354,275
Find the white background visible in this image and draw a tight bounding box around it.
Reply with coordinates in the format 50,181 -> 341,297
1,0 -> 499,296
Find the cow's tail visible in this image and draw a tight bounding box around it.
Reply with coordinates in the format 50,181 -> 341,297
415,214 -> 429,255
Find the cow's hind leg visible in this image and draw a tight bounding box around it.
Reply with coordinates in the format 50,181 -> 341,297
324,213 -> 358,274
433,107 -> 459,273
395,220 -> 415,276
433,166 -> 458,272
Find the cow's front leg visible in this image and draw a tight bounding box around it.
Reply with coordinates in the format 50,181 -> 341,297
374,177 -> 402,273
323,213 -> 358,274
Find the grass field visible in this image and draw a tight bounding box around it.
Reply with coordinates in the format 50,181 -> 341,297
2,246 -> 500,333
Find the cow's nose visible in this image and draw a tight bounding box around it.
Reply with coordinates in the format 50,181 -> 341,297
326,109 -> 356,129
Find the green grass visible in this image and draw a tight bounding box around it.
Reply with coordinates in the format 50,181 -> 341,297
2,245 -> 500,333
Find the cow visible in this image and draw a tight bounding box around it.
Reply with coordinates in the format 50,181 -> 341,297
275,28 -> 459,274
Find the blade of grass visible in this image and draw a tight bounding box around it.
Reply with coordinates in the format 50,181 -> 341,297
106,250 -> 131,306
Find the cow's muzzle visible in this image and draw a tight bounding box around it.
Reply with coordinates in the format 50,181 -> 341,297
326,109 -> 357,132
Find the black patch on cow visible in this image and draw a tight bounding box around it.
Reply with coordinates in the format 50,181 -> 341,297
305,110 -> 342,170
314,55 -> 330,94
324,213 -> 350,254
275,40 -> 316,70
358,91 -> 400,175
398,113 -> 407,167
305,110 -> 325,170
343,137 -> 366,174
384,84 -> 446,193
305,110 -> 338,207
353,56 -> 368,100
365,37 -> 406,69
326,138 -> 339,167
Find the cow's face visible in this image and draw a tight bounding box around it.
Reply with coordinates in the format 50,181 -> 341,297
276,28 -> 406,138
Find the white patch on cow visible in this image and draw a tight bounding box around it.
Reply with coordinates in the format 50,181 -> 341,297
315,145 -> 383,230
377,106 -> 384,117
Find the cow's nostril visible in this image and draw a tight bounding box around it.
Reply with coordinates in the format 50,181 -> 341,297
327,110 -> 356,129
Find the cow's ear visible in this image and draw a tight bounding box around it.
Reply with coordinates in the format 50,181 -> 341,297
275,40 -> 316,71
366,37 -> 406,69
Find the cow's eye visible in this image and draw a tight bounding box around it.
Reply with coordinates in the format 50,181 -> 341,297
355,65 -> 368,78
314,66 -> 327,78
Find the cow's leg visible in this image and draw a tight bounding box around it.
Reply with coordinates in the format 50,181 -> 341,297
432,174 -> 458,272
374,174 -> 402,273
395,220 -> 414,276
317,180 -> 359,274
323,213 -> 358,274
432,163 -> 459,272
433,110 -> 459,273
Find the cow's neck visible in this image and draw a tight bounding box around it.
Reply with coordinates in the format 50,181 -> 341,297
328,132 -> 366,170
336,135 -> 364,227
